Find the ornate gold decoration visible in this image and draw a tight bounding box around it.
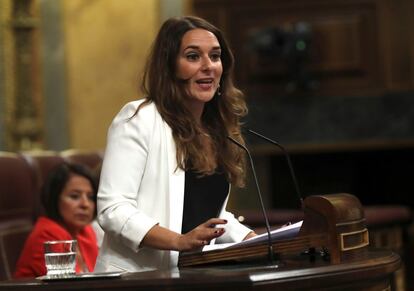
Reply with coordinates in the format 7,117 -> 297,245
10,0 -> 42,150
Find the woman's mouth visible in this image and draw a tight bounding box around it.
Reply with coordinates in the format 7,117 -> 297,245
195,78 -> 214,90
75,214 -> 91,221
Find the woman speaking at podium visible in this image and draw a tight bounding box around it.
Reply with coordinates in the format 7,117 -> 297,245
95,16 -> 256,273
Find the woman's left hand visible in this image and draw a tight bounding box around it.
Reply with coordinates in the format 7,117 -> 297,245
243,231 -> 257,241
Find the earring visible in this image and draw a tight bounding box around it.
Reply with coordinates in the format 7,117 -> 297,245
217,84 -> 222,96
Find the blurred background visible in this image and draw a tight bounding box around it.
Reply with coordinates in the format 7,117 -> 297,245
1,0 -> 414,288
0,0 -> 167,151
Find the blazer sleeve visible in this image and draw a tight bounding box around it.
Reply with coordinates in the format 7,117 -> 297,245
77,225 -> 99,272
14,218 -> 73,278
97,101 -> 158,252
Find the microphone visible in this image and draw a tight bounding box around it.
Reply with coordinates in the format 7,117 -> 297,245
227,136 -> 275,263
246,129 -> 304,209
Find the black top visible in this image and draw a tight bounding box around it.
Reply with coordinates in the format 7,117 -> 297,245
181,169 -> 229,234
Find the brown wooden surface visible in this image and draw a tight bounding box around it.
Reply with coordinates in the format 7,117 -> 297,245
193,0 -> 414,97
179,233 -> 327,267
250,139 -> 414,156
0,248 -> 400,291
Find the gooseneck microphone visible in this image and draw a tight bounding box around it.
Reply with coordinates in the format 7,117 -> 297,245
246,129 -> 304,209
227,136 -> 274,263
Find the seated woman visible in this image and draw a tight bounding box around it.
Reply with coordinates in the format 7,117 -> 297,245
14,162 -> 99,278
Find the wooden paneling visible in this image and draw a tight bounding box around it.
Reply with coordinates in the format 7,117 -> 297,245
193,0 -> 414,97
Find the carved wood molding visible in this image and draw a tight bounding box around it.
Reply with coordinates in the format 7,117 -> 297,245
9,0 -> 43,150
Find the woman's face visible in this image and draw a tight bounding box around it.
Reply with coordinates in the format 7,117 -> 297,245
176,28 -> 223,115
58,174 -> 95,235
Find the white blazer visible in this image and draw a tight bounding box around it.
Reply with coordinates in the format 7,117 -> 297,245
95,100 -> 251,273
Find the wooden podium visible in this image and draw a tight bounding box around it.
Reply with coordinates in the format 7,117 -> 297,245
179,193 -> 370,267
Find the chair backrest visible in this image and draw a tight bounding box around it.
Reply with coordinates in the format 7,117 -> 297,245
21,151 -> 65,220
60,149 -> 103,171
0,219 -> 32,281
0,152 -> 36,223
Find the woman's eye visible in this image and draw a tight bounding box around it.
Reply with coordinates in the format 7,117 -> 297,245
210,53 -> 221,61
68,193 -> 80,200
186,53 -> 199,61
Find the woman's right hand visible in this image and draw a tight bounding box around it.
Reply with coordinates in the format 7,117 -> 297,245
140,218 -> 227,252
175,218 -> 227,251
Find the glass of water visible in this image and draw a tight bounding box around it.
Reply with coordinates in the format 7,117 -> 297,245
44,240 -> 77,277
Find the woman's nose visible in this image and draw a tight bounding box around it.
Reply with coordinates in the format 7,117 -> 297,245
79,195 -> 92,208
201,56 -> 213,70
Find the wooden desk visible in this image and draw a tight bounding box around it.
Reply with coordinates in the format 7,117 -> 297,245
0,248 -> 400,291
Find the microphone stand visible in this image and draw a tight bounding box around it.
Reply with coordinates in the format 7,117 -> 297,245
247,129 -> 304,209
245,129 -> 329,261
227,136 -> 275,264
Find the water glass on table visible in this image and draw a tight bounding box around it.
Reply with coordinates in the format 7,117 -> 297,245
44,240 -> 77,277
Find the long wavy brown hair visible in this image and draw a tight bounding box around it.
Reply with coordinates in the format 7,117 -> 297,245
136,16 -> 247,187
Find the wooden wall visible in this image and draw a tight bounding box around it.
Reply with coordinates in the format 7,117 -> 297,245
193,0 -> 414,97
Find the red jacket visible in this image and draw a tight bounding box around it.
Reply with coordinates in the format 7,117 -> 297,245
14,216 -> 98,278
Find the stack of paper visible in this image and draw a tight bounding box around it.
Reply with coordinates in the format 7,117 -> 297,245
203,220 -> 303,252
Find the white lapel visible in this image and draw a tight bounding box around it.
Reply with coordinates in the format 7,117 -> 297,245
165,123 -> 185,234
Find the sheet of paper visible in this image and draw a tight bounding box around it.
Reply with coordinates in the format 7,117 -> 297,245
202,220 -> 303,252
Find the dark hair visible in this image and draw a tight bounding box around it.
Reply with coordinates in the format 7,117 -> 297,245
138,16 -> 247,187
41,162 -> 98,222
